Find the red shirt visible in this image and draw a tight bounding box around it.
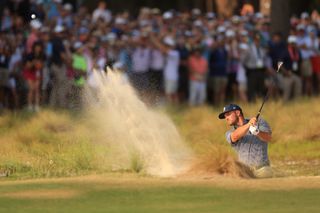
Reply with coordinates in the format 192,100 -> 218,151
188,55 -> 208,81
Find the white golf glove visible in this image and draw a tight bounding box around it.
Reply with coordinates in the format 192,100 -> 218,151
249,125 -> 260,135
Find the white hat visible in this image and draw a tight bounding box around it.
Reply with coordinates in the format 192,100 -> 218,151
301,12 -> 309,19
239,43 -> 249,50
296,24 -> 305,31
63,3 -> 73,11
30,19 -> 42,29
106,32 -> 117,41
287,35 -> 297,43
192,8 -> 201,16
193,20 -> 203,27
54,25 -> 64,33
225,29 -> 235,37
163,36 -> 175,47
115,17 -> 126,25
73,41 -> 83,49
206,12 -> 215,19
163,11 -> 173,19
217,26 -> 226,33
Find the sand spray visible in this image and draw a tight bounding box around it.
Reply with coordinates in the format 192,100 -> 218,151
83,68 -> 194,177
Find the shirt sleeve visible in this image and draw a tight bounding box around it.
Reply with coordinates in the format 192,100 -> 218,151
225,130 -> 234,144
258,118 -> 272,134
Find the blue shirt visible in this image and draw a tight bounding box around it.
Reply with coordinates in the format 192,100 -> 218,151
226,118 -> 272,168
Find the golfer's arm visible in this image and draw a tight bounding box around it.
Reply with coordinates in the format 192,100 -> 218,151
230,123 -> 250,143
257,131 -> 272,142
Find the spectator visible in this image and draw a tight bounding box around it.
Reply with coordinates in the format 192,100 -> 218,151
280,35 -> 302,101
242,33 -> 268,102
188,47 -> 208,106
26,19 -> 42,54
130,35 -> 151,98
49,25 -> 69,108
296,25 -> 313,96
152,35 -> 180,104
22,41 -> 45,112
70,41 -> 87,108
92,0 -> 112,24
208,36 -> 228,105
149,41 -> 165,103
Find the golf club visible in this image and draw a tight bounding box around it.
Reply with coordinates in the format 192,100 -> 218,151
256,61 -> 283,120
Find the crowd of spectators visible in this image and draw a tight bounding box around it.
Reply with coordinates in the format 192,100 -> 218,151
1,0 -> 320,112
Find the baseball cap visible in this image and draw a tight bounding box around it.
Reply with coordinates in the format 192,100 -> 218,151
287,35 -> 297,43
218,104 -> 242,119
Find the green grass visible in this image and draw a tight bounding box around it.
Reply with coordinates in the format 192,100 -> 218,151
0,176 -> 319,213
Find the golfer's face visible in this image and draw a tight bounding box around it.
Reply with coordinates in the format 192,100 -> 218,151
225,110 -> 238,125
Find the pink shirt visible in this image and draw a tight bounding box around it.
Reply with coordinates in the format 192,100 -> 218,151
26,32 -> 39,54
188,55 -> 208,81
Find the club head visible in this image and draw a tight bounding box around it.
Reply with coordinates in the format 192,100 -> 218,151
277,61 -> 283,72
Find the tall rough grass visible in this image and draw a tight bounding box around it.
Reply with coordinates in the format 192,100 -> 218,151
0,110 -> 109,178
0,97 -> 319,178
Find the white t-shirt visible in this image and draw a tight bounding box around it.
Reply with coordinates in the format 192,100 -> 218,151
164,50 -> 180,81
297,36 -> 313,59
92,9 -> 112,23
150,49 -> 165,71
131,47 -> 150,73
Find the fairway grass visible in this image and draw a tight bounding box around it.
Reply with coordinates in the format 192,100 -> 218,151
0,174 -> 320,213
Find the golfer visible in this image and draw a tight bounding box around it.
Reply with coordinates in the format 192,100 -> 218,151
218,104 -> 273,178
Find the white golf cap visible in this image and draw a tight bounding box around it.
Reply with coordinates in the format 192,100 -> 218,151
163,36 -> 175,47
73,41 -> 83,49
296,24 -> 305,31
193,20 -> 203,27
106,32 -> 117,41
225,29 -> 235,37
239,43 -> 249,50
54,25 -> 64,33
63,3 -> 73,11
287,35 -> 297,43
30,19 -> 42,29
301,12 -> 309,19
217,26 -> 226,33
115,17 -> 127,25
192,8 -> 201,15
163,11 -> 173,19
206,12 -> 215,19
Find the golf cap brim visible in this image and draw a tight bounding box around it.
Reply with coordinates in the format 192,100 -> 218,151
218,104 -> 242,119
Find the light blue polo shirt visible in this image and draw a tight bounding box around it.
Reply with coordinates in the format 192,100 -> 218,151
226,118 -> 272,168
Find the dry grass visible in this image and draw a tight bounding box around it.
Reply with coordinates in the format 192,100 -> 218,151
0,97 -> 320,178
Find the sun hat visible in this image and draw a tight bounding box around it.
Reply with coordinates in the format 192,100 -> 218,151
218,104 -> 242,119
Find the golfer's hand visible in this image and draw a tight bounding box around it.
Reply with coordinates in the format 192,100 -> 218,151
249,125 -> 260,135
248,117 -> 257,126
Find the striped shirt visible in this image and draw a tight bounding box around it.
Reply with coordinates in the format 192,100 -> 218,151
226,118 -> 271,168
